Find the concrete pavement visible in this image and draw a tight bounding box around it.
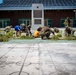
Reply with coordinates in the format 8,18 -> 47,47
0,41 -> 76,75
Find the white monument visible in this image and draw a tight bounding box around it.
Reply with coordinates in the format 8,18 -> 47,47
31,4 -> 44,31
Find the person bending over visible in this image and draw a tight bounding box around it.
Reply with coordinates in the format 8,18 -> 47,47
34,27 -> 42,38
14,25 -> 22,37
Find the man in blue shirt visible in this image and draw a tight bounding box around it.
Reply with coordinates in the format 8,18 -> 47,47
14,25 -> 22,37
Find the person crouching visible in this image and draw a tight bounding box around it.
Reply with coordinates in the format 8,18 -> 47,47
34,27 -> 42,38
14,25 -> 22,37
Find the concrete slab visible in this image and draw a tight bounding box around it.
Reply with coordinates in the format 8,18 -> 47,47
0,42 -> 76,75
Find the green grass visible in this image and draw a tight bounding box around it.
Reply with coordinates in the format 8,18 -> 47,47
0,34 -> 9,42
0,30 -> 14,42
50,35 -> 59,40
62,36 -> 76,40
20,35 -> 34,39
49,35 -> 76,40
0,29 -> 76,42
56,30 -> 62,37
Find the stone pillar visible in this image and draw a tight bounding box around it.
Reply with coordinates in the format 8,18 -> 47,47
31,4 -> 44,30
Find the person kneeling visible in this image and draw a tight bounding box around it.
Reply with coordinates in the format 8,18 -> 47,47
40,26 -> 54,39
33,27 -> 42,38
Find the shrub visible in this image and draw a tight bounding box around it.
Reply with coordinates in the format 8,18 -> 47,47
51,35 -> 59,40
56,30 -> 62,37
64,36 -> 76,40
5,31 -> 14,39
20,35 -> 34,39
0,34 -> 9,42
57,33 -> 62,37
0,30 -> 14,42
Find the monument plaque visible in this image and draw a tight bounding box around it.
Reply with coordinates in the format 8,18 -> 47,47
31,4 -> 44,30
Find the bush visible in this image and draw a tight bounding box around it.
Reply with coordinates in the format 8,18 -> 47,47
57,33 -> 62,37
0,30 -> 14,42
51,35 -> 59,40
0,34 -> 9,42
63,36 -> 76,40
5,31 -> 14,39
56,30 -> 62,37
20,35 -> 34,39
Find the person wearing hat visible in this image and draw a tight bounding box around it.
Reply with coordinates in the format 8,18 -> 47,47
20,23 -> 26,33
64,17 -> 72,27
4,25 -> 12,33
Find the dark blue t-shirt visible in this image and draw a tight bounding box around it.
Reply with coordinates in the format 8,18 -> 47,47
14,25 -> 22,31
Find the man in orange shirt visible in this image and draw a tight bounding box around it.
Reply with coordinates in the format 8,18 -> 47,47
34,27 -> 42,38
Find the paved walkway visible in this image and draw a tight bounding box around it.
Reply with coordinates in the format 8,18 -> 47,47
0,40 -> 76,75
